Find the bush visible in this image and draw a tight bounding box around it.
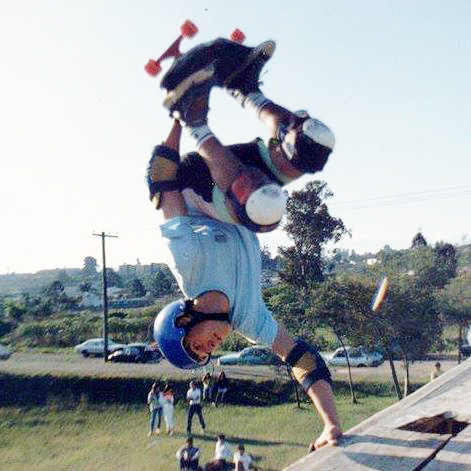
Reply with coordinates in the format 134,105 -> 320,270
0,373 -> 296,407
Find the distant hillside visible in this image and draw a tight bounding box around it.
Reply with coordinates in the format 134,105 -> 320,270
0,269 -> 82,297
1,243 -> 469,297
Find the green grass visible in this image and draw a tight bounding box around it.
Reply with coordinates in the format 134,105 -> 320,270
0,392 -> 396,471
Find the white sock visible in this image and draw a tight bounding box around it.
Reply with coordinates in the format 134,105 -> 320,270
186,124 -> 214,151
242,91 -> 271,118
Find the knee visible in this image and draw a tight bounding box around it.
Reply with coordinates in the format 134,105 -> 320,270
226,168 -> 287,232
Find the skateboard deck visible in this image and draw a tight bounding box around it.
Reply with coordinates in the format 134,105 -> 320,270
145,20 -> 245,77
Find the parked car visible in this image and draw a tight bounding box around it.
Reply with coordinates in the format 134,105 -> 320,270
0,344 -> 11,360
326,346 -> 384,368
74,338 -> 126,357
107,343 -> 162,363
460,344 -> 471,358
218,346 -> 282,366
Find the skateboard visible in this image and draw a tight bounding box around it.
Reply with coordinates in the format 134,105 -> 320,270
145,20 -> 246,77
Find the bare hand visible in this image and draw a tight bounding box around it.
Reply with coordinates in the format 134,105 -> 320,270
308,424 -> 342,452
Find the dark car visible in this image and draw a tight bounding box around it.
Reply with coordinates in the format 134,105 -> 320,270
460,345 -> 471,358
108,343 -> 162,364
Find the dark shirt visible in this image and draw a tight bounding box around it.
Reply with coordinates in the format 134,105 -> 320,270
176,139 -> 284,203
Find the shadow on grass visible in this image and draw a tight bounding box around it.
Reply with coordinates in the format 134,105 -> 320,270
186,431 -> 305,448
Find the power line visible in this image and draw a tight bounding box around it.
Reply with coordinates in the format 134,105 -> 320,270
331,185 -> 471,211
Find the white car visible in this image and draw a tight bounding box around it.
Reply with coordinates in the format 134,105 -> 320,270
74,338 -> 126,357
326,346 -> 384,368
0,344 -> 11,360
218,346 -> 282,366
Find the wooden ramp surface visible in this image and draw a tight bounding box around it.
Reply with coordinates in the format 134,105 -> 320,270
284,357 -> 471,471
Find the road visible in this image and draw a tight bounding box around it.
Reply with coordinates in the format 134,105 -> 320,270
0,352 -> 459,384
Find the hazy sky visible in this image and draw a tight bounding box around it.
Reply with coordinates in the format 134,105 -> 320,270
1,1 -> 470,274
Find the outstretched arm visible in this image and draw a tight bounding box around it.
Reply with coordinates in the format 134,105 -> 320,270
272,325 -> 342,451
152,120 -> 188,220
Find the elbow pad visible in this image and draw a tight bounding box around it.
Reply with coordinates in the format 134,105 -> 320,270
146,144 -> 181,208
285,338 -> 332,392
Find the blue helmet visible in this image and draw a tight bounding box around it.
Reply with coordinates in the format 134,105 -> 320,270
153,299 -> 230,370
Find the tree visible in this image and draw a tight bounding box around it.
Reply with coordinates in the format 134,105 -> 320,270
105,268 -> 123,288
3,299 -> 27,323
128,278 -> 146,298
411,232 -> 427,248
41,280 -> 77,313
265,284 -> 310,341
82,256 -> 98,278
260,244 -> 277,270
279,181 -> 349,290
308,279 -> 374,404
409,243 -> 457,290
79,281 -> 93,293
148,270 -> 175,297
376,279 -> 442,397
438,272 -> 471,363
434,242 -> 458,282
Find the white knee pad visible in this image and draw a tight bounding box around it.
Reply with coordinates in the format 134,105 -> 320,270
245,183 -> 287,225
226,169 -> 287,232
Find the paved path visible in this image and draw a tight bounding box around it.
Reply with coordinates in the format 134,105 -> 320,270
0,352 -> 459,385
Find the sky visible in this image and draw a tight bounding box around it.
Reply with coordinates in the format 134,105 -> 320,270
1,1 -> 470,274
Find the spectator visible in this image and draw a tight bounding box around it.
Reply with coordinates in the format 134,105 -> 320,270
162,384 -> 175,435
213,371 -> 229,407
147,382 -> 163,436
176,436 -> 201,471
187,380 -> 206,435
202,372 -> 213,402
430,362 -> 443,381
205,434 -> 233,471
233,444 -> 254,471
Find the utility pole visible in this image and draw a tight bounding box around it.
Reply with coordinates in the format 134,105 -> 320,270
93,231 -> 118,362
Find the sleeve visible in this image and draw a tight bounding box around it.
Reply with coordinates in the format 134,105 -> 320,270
159,217 -> 196,289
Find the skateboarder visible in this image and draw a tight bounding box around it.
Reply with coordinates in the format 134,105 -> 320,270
149,38 -> 341,451
147,37 -> 335,233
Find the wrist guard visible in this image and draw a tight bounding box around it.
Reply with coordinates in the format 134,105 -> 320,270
285,339 -> 332,392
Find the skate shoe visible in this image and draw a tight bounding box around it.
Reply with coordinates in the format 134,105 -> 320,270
224,40 -> 276,97
163,63 -> 216,127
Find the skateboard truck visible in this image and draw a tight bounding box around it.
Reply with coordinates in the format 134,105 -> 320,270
145,21 -> 245,77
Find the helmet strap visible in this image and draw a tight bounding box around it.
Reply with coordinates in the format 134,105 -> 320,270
182,299 -> 230,333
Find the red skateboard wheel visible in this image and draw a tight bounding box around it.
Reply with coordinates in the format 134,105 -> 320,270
230,29 -> 246,44
181,20 -> 198,38
144,59 -> 162,76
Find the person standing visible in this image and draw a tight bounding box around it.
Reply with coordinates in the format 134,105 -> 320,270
147,382 -> 163,436
186,380 -> 206,435
162,383 -> 175,435
176,436 -> 201,471
213,371 -> 229,407
202,372 -> 213,402
204,434 -> 233,471
430,362 -> 443,381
